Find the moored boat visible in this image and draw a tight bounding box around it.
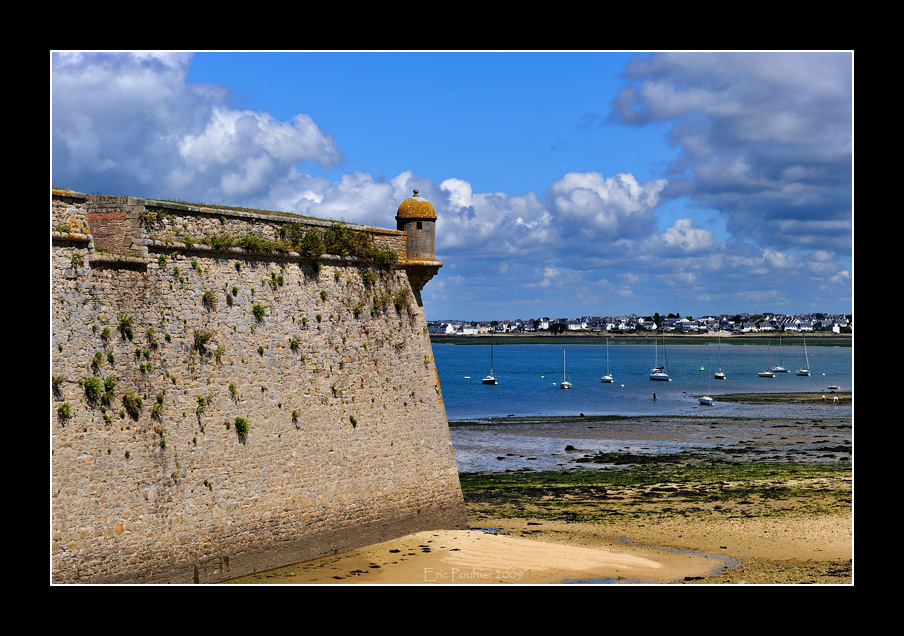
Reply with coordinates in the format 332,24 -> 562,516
560,349 -> 571,389
772,335 -> 790,372
759,342 -> 776,377
601,336 -> 614,383
700,357 -> 715,404
797,338 -> 811,376
714,336 -> 726,379
649,335 -> 671,381
482,339 -> 497,385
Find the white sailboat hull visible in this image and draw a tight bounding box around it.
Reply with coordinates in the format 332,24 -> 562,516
699,396 -> 714,405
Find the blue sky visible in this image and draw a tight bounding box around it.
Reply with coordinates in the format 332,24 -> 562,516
51,51 -> 853,321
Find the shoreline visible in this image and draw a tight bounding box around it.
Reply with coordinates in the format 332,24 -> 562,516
448,391 -> 852,425
431,333 -> 852,346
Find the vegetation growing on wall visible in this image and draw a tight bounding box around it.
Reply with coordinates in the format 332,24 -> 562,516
194,329 -> 216,354
79,376 -> 102,403
122,391 -> 142,419
194,221 -> 398,266
152,393 -> 165,420
50,191 -> 466,585
202,290 -> 218,311
118,315 -> 134,340
394,288 -> 411,313
234,417 -> 249,443
57,205 -> 422,476
102,376 -> 116,405
139,207 -> 173,227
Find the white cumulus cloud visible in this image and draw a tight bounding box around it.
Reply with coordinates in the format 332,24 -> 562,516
547,172 -> 666,240
52,52 -> 343,206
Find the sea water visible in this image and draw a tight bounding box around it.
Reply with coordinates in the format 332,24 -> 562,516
432,341 -> 853,421
432,341 -> 853,473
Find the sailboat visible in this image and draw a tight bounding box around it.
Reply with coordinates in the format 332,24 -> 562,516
560,349 -> 572,389
772,335 -> 789,372
481,337 -> 497,384
601,336 -> 614,383
699,356 -> 714,404
758,342 -> 775,377
649,335 -> 671,381
797,338 -> 811,376
714,336 -> 726,380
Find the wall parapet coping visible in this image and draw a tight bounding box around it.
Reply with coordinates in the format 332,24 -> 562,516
51,188 -> 88,201
54,189 -> 411,268
132,196 -> 404,238
52,189 -> 440,277
52,189 -> 406,237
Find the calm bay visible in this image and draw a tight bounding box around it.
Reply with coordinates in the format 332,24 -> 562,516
432,340 -> 853,473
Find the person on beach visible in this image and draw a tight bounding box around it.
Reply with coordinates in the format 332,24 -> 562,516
652,392 -> 657,401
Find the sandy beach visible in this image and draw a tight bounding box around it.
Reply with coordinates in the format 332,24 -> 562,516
228,394 -> 852,585
229,474 -> 851,585
228,528 -> 723,585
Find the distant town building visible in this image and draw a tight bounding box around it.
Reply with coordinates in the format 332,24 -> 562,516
427,311 -> 850,336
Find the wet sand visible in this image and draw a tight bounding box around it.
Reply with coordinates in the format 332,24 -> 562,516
226,392 -> 852,585
227,528 -> 724,585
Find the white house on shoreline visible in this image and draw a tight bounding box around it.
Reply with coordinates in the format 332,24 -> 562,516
428,312 -> 850,335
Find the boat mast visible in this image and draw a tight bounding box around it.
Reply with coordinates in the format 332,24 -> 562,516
601,336 -> 614,382
662,334 -> 669,373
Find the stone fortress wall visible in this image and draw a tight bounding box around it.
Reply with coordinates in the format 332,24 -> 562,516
51,189 -> 467,583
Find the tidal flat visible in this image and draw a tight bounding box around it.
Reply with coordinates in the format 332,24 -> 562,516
456,392 -> 852,584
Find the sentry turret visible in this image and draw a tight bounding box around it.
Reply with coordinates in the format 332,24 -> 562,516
396,189 -> 442,299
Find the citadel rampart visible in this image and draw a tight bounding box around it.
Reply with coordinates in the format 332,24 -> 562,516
51,189 -> 467,583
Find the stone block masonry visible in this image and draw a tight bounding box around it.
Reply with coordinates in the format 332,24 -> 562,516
51,190 -> 467,583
